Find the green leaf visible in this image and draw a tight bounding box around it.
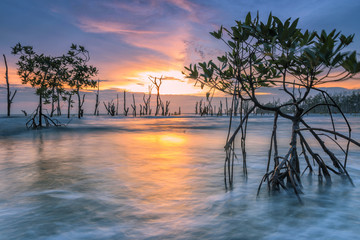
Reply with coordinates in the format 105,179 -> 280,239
228,41 -> 236,49
245,12 -> 252,25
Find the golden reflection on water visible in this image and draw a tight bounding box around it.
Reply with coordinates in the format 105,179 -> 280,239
116,131 -> 195,218
135,132 -> 187,147
0,117 -> 227,236
159,134 -> 186,145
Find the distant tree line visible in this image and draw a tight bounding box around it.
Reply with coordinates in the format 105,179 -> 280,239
102,76 -> 180,117
194,94 -> 253,117
255,91 -> 360,115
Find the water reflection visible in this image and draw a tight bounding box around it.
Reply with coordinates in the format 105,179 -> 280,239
120,133 -> 190,204
0,116 -> 359,239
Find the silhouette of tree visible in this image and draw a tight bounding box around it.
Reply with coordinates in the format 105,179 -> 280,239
65,44 -> 98,119
12,43 -> 98,125
185,12 -> 360,200
12,43 -> 63,128
149,76 -> 163,116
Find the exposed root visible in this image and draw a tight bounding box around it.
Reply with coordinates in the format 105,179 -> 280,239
26,106 -> 64,129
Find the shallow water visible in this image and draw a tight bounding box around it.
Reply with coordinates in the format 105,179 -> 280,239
0,115 -> 359,239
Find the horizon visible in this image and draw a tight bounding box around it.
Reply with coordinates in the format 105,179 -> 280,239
1,83 -> 359,115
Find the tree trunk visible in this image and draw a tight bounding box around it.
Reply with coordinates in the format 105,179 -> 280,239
57,91 -> 61,116
116,93 -> 119,115
50,86 -> 55,117
123,90 -> 129,116
94,93 -> 99,115
77,91 -> 81,119
39,93 -> 43,127
94,80 -> 100,116
288,119 -> 301,186
67,94 -> 72,118
156,89 -> 160,116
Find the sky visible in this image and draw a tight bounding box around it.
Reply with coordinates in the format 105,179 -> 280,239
1,0 -> 360,96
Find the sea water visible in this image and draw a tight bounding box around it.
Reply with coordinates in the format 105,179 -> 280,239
0,115 -> 359,239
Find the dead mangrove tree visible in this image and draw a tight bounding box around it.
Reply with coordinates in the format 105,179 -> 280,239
3,54 -> 17,117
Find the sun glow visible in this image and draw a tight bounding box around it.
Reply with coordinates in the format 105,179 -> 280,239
121,70 -> 205,95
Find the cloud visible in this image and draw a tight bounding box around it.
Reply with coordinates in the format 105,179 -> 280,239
71,0 -> 216,63
7,0 -> 216,93
163,76 -> 185,82
77,17 -> 192,64
78,19 -> 165,35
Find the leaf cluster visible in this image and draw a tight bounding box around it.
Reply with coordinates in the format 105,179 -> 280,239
12,43 -> 98,103
184,12 -> 360,110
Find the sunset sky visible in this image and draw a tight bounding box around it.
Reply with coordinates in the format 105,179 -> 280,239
1,0 -> 360,95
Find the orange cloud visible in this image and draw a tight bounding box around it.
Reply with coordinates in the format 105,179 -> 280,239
315,71 -> 360,89
78,18 -> 190,62
0,66 -> 21,85
76,16 -> 196,94
320,78 -> 360,89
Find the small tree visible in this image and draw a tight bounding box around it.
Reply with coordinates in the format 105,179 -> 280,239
48,57 -> 66,117
143,85 -> 153,115
12,43 -> 62,128
149,76 -> 163,116
65,44 -> 98,119
103,100 -> 116,116
160,100 -> 170,116
131,93 -> 136,117
66,91 -> 75,118
116,93 -> 119,115
185,12 -> 360,199
55,87 -> 67,116
94,80 -> 100,115
123,90 -> 129,116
